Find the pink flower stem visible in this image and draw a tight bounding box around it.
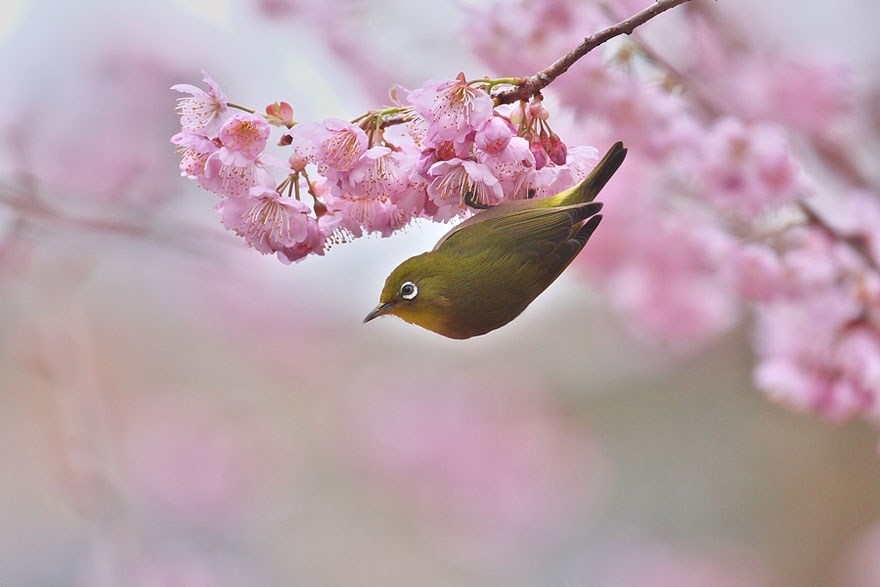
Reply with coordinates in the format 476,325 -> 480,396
493,0 -> 694,105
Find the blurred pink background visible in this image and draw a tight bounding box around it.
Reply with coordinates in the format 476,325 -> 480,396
1,0 -> 879,586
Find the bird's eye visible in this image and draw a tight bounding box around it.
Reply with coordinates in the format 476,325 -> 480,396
399,281 -> 418,300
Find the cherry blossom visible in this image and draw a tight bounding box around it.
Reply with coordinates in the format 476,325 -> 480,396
171,70 -> 229,138
408,72 -> 494,144
220,186 -> 322,263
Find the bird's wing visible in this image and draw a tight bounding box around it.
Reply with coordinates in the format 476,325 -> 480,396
501,206 -> 602,280
438,202 -> 602,258
432,199 -> 545,251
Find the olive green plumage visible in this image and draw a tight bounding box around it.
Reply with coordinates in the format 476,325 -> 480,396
364,141 -> 627,339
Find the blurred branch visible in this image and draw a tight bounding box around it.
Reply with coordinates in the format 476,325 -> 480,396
609,5 -> 880,270
648,2 -> 877,193
0,184 -> 235,257
493,0 -> 693,105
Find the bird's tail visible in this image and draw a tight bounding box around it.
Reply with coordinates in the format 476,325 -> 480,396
554,141 -> 627,206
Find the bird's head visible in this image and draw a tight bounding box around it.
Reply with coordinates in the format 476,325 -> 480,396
363,253 -> 453,336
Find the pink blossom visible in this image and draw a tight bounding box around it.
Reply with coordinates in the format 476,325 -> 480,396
827,189 -> 880,267
474,116 -> 514,154
195,113 -> 277,198
427,158 -> 503,217
343,146 -> 408,200
697,118 -> 809,219
408,72 -> 494,145
723,243 -> 783,301
388,182 -> 428,230
324,191 -> 389,238
751,226 -> 880,421
414,138 -> 473,177
274,221 -> 324,263
505,144 -> 597,203
316,118 -> 369,173
559,144 -> 600,182
465,1 -> 603,78
718,57 -> 851,136
594,547 -> 774,587
286,118 -> 369,175
286,121 -> 324,171
170,130 -> 219,179
328,146 -> 414,237
217,112 -> 272,165
576,170 -> 739,349
201,152 -> 276,199
317,208 -> 360,250
220,186 -> 321,262
265,100 -> 295,127
753,306 -> 878,422
171,70 -> 229,138
477,135 -> 535,195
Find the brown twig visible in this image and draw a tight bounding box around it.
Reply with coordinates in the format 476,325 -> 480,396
494,0 -> 694,105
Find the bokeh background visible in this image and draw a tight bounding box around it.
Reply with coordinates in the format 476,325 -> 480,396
1,0 -> 879,586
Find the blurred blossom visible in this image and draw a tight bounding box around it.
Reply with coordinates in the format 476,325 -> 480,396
340,372 -> 605,563
577,169 -> 739,349
696,118 -> 810,219
589,546 -> 773,587
79,546 -> 247,587
751,225 -> 880,422
7,46 -> 182,206
706,54 -> 851,136
723,243 -> 784,302
465,0 -> 605,77
249,0 -> 402,102
842,521 -> 880,587
123,394 -> 269,527
829,189 -> 880,267
751,212 -> 880,418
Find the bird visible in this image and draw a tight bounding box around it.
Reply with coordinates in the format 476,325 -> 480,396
363,141 -> 627,339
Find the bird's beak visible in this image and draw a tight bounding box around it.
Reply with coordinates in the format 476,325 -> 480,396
363,301 -> 396,324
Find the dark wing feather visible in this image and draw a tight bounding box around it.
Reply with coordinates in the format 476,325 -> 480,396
546,213 -> 603,278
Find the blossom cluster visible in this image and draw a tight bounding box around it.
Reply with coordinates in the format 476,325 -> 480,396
467,0 -> 880,432
171,72 -> 598,263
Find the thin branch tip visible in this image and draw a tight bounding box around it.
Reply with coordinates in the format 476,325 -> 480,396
494,0 -> 692,104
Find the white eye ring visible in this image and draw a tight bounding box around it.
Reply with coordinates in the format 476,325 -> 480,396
399,281 -> 418,300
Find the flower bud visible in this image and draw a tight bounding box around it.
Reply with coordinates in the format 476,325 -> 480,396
530,138 -> 549,170
528,97 -> 549,122
547,133 -> 567,166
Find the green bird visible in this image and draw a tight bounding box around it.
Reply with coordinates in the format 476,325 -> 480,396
363,141 -> 627,339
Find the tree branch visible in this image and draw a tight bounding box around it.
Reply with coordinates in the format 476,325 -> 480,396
494,0 -> 694,105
